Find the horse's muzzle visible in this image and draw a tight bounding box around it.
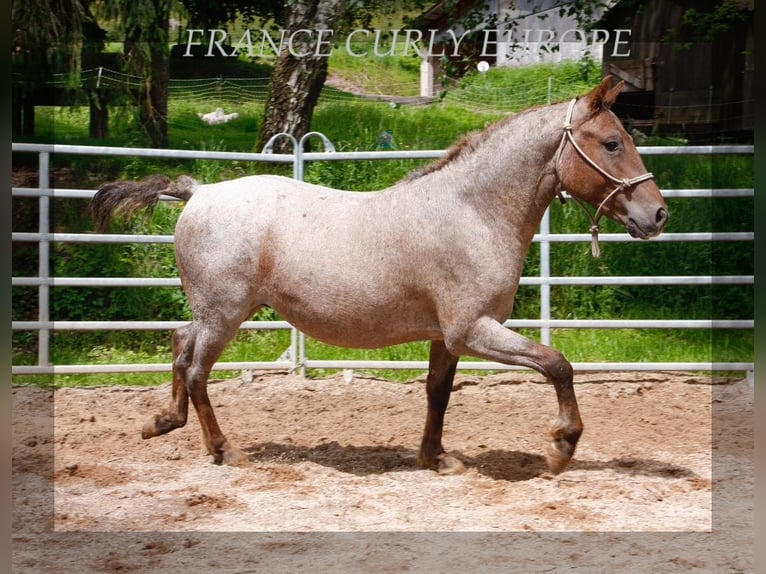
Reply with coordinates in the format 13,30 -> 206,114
627,206 -> 669,239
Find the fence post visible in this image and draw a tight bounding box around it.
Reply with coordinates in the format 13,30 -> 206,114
296,131 -> 336,181
261,133 -> 300,372
539,207 -> 552,346
261,132 -> 299,179
295,132 -> 335,376
261,131 -> 336,377
38,151 -> 51,369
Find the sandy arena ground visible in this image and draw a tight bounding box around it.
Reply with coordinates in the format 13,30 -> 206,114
12,370 -> 753,572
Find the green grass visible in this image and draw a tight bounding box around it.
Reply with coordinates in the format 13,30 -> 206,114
443,59 -> 601,111
13,326 -> 749,388
326,43 -> 422,96
12,58 -> 753,386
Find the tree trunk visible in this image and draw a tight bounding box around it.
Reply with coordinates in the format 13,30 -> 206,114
142,44 -> 169,148
89,91 -> 109,139
255,0 -> 344,155
123,0 -> 170,149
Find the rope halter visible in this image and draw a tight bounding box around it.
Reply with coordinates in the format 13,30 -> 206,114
555,98 -> 654,258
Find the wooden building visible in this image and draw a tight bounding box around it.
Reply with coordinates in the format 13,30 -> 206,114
598,0 -> 753,142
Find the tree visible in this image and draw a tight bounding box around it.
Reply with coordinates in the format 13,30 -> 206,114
12,0 -> 176,145
252,0 -> 611,154
180,0 -> 267,30
97,0 -> 173,148
255,0 -> 346,154
252,0 -> 436,153
11,0 -> 101,135
177,0 -> 383,153
674,0 -> 753,43
11,0 -> 90,87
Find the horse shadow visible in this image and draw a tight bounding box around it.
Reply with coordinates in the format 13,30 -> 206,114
469,449 -> 701,482
244,440 -> 416,476
243,441 -> 700,483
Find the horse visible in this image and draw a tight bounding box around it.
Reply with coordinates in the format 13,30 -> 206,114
91,76 -> 668,475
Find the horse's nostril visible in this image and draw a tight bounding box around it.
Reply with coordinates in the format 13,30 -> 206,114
656,207 -> 669,226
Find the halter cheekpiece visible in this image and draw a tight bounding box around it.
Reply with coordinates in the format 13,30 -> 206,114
555,98 -> 654,258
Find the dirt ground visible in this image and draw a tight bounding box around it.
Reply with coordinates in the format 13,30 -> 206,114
12,370 -> 753,573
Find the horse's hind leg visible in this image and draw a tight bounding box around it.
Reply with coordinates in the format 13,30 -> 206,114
183,322 -> 249,466
418,340 -> 464,474
142,324 -> 192,439
142,320 -> 247,466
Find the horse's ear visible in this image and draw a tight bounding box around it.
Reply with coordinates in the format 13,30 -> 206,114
587,75 -> 624,112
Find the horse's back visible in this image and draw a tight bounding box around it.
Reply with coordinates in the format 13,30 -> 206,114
188,174 -> 353,206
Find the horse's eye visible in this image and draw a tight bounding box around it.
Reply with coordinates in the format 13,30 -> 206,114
603,140 -> 620,153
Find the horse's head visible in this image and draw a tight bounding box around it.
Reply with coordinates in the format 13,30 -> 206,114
556,76 -> 668,250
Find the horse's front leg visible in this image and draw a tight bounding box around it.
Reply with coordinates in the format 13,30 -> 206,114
418,340 -> 465,474
450,317 -> 583,474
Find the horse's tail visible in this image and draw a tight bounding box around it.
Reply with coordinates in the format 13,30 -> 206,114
90,175 -> 198,232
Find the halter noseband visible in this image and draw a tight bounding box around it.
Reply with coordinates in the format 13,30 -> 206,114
555,98 -> 654,257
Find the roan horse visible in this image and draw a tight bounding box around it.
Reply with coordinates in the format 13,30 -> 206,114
91,76 -> 668,475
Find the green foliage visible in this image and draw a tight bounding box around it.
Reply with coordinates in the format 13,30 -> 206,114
305,99 -> 502,189
677,0 -> 753,43
315,98 -> 500,150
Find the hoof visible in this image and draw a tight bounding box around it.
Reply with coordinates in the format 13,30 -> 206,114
141,415 -> 164,439
218,445 -> 249,467
436,453 -> 466,475
141,419 -> 157,439
545,441 -> 574,474
141,413 -> 184,439
545,423 -> 582,474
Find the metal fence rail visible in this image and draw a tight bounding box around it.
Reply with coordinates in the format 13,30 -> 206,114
11,141 -> 754,378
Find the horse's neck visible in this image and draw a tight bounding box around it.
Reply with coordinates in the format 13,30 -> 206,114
414,101 -> 567,226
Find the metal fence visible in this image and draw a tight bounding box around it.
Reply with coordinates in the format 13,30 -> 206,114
11,139 -> 754,380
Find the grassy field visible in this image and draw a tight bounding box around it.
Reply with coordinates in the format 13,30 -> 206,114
12,56 -> 753,386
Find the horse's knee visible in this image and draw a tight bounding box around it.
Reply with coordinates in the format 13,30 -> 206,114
172,326 -> 195,366
183,367 -> 209,396
541,348 -> 572,383
171,324 -> 191,350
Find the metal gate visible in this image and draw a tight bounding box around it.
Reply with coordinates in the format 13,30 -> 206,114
11,140 -> 754,380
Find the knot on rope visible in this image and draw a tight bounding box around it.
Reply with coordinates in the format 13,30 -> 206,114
589,224 -> 601,258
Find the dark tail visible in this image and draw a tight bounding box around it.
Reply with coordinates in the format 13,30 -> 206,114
90,175 -> 198,232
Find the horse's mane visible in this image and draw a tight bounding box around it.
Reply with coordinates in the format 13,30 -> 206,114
401,111 -> 520,182
401,97 -> 582,183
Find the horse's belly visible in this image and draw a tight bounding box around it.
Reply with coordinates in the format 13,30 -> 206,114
268,287 -> 442,349
294,320 -> 440,349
